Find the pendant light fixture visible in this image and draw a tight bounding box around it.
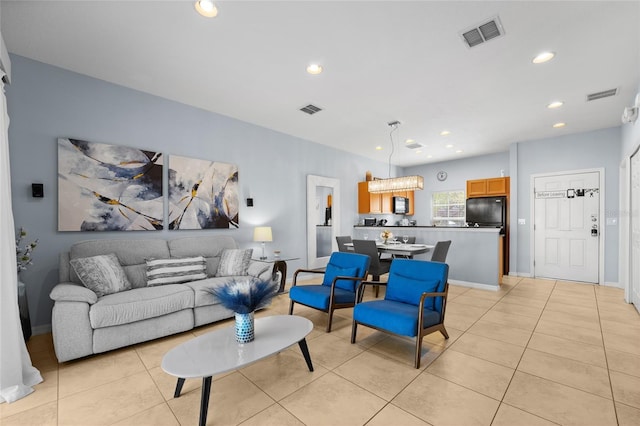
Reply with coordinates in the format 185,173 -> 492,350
368,121 -> 424,193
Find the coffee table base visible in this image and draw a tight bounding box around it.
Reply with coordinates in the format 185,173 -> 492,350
173,337 -> 314,426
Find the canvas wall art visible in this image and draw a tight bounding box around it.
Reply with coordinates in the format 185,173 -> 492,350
168,155 -> 239,229
58,138 -> 164,231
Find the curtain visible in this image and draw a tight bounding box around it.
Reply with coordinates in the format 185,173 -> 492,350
0,70 -> 42,403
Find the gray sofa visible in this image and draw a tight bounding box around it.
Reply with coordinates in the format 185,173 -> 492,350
50,235 -> 275,362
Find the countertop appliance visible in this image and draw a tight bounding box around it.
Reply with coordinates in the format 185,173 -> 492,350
466,196 -> 506,233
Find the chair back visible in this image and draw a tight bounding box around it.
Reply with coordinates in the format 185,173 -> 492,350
336,236 -> 353,252
384,259 -> 449,313
430,240 -> 452,262
322,252 -> 370,292
406,236 -> 416,244
352,239 -> 387,273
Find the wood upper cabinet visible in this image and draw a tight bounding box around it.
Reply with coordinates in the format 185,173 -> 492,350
358,182 -> 415,215
467,177 -> 510,198
358,181 -> 382,213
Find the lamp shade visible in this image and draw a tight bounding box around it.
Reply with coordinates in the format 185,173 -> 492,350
253,226 -> 273,242
368,175 -> 424,193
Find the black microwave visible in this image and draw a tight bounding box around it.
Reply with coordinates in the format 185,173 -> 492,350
392,196 -> 409,214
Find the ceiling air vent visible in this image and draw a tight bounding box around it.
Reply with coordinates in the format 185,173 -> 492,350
586,88 -> 618,102
300,104 -> 322,115
461,16 -> 504,48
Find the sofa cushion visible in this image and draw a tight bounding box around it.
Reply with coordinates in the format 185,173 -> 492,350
70,239 -> 170,288
70,253 -> 132,297
146,256 -> 207,286
168,236 -> 239,277
216,249 -> 253,277
89,285 -> 194,328
182,277 -> 233,308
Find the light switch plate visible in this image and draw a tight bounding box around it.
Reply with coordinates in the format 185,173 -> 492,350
518,218 -> 526,225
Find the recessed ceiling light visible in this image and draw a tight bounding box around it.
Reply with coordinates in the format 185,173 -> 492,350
553,122 -> 566,128
405,139 -> 414,144
547,101 -> 564,109
456,150 -> 463,153
533,51 -> 555,64
306,64 -> 323,75
427,155 -> 433,159
445,144 -> 454,149
195,0 -> 218,18
375,146 -> 383,150
415,150 -> 422,154
440,130 -> 451,136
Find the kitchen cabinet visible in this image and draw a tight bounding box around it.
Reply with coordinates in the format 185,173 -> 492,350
467,177 -> 510,198
357,182 -> 414,215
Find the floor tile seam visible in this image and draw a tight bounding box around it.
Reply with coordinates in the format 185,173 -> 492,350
517,347 -> 613,396
447,299 -> 497,311
497,281 -> 556,412
532,329 -> 604,349
441,347 -> 520,372
488,305 -> 544,319
56,363 -> 152,401
594,287 -> 623,426
490,401 -> 563,426
419,370 -> 505,403
476,316 -> 537,333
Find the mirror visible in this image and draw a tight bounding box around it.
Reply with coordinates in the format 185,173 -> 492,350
307,175 -> 340,269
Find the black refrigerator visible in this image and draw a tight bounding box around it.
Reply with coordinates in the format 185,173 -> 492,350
465,196 -> 507,233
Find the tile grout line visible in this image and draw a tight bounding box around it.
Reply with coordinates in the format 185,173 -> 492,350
595,284 -> 620,426
488,278 -> 556,425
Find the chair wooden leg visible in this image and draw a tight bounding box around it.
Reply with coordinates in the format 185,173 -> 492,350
350,322 -> 358,343
288,300 -> 294,315
414,336 -> 423,369
439,326 -> 449,339
326,308 -> 334,332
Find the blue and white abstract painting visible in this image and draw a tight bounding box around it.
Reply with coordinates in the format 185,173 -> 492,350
168,155 -> 239,229
57,138 -> 163,231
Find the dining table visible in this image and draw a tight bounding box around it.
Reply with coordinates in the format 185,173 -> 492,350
344,241 -> 434,258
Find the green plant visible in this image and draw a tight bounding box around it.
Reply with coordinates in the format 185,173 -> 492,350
16,227 -> 38,273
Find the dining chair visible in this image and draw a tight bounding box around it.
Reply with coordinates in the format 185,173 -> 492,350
352,239 -> 392,297
430,240 -> 452,262
351,259 -> 449,368
289,252 -> 370,332
336,236 -> 353,252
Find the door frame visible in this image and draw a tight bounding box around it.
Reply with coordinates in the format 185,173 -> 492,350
620,155 -> 631,302
529,167 -> 605,284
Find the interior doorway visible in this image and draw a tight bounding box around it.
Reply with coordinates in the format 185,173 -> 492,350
630,150 -> 640,311
532,169 -> 603,283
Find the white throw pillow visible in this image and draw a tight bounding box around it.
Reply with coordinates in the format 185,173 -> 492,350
146,256 -> 207,286
70,253 -> 132,297
216,249 -> 253,277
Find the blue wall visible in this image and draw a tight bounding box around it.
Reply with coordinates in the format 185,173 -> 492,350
6,55 -> 391,329
511,127 -> 621,281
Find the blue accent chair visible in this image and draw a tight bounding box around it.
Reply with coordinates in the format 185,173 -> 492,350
289,252 -> 370,332
351,259 -> 449,368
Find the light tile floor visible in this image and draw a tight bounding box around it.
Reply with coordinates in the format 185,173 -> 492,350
2,277 -> 640,425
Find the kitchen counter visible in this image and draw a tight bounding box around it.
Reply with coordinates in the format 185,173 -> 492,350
352,226 -> 502,289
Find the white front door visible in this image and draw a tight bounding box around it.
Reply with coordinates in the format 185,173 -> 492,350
631,151 -> 640,312
533,171 -> 600,283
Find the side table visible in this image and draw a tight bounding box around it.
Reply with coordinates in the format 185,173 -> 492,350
253,256 -> 299,293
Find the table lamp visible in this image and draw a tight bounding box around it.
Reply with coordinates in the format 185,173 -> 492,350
253,226 -> 273,260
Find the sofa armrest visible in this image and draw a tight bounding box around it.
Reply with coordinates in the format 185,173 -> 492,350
247,260 -> 275,281
50,283 -> 98,304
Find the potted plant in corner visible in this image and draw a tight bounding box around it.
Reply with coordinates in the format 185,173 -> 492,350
16,227 -> 38,341
207,278 -> 279,343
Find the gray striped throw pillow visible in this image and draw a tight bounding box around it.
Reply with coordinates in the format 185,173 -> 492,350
146,256 -> 207,286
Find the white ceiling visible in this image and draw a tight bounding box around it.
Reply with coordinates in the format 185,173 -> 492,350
2,1 -> 639,167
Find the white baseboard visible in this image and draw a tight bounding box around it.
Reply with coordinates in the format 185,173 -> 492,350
508,272 -> 532,278
603,281 -> 622,288
449,279 -> 500,292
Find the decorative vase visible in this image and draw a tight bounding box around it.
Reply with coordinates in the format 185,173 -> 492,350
234,312 -> 255,343
18,280 -> 32,341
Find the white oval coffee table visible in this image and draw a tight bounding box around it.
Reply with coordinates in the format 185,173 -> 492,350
162,315 -> 314,426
